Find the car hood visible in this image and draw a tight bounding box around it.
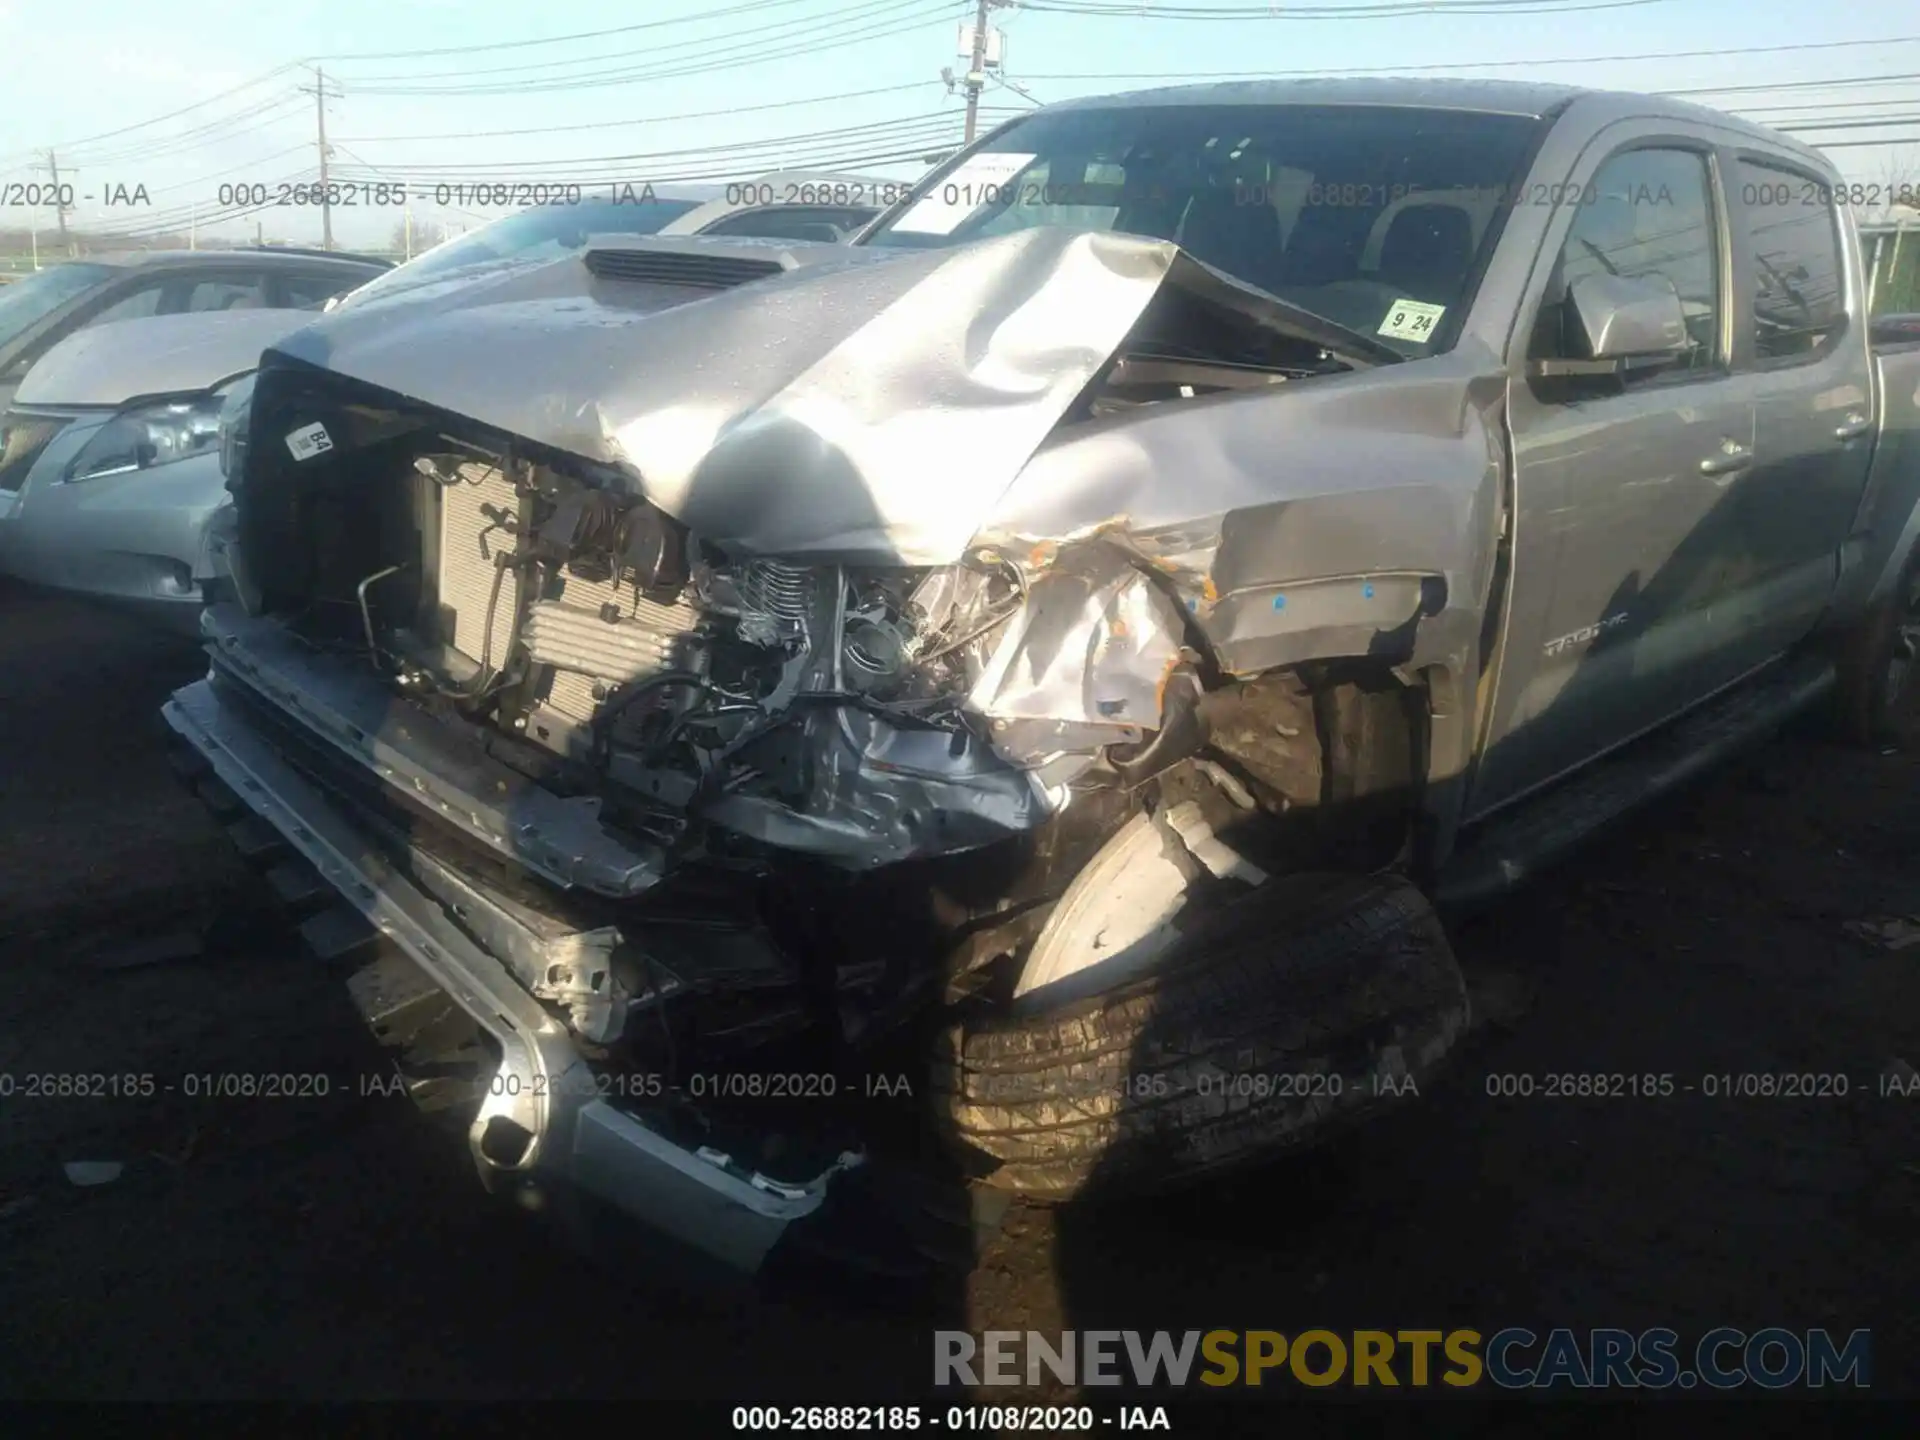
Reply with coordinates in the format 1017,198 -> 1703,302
263,228 -> 1389,565
16,308 -> 315,407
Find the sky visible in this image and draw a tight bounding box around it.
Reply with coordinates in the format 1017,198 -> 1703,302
0,0 -> 1915,251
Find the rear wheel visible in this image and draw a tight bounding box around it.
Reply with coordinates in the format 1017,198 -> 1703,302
1835,545 -> 1920,748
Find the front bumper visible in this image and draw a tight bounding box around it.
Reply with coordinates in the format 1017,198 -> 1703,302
162,669 -> 861,1272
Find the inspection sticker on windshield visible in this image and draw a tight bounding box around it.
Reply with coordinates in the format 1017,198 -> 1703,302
1378,299 -> 1446,342
285,422 -> 333,461
891,152 -> 1037,235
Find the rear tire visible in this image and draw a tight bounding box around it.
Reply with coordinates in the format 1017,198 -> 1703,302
930,871 -> 1468,1202
1835,544 -> 1920,748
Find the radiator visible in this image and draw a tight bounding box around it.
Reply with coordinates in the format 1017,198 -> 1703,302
438,463 -> 524,667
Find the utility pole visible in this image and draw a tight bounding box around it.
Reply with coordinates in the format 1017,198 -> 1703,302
299,66 -> 339,250
40,150 -> 73,255
962,0 -> 998,145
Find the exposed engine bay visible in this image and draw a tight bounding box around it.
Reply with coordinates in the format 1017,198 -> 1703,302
280,429 -> 1078,876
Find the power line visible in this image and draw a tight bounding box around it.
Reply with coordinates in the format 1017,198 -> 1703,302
1739,95 -> 1920,116
1780,116 -> 1920,134
1668,72 -> 1920,97
60,96 -> 308,169
325,111 -> 978,174
338,0 -> 936,83
303,0 -> 832,62
135,143 -> 314,197
344,5 -> 964,95
79,166 -> 319,238
1813,135 -> 1920,150
4,5 -> 958,172
334,82 -> 938,144
9,66 -> 302,167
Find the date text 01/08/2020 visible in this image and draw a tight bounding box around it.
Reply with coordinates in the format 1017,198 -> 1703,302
482,1069 -> 918,1101
0,1072 -> 335,1099
0,1069 -> 926,1102
1482,1071 -> 1920,1098
730,1406 -> 1172,1432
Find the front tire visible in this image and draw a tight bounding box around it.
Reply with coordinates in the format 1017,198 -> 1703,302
930,870 -> 1468,1202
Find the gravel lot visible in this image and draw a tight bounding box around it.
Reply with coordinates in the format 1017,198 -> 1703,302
2,581 -> 1916,1426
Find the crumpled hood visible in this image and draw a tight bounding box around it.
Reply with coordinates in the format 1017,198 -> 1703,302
264,228 -> 1376,565
19,308 -> 315,407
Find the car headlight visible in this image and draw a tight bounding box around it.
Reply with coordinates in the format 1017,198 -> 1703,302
217,372 -> 255,481
66,393 -> 227,482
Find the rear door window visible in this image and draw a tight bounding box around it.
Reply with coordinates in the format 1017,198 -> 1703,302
181,275 -> 271,311
1735,160 -> 1846,361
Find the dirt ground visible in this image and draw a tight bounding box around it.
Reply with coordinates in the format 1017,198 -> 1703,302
2,581 -> 1917,1426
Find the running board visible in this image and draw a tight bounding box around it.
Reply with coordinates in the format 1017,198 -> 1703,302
1437,656 -> 1835,909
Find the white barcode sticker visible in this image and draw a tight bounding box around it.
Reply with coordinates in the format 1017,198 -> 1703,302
285,421 -> 333,461
1377,299 -> 1446,342
891,152 -> 1037,235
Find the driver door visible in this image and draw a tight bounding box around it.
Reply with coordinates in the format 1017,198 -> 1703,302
1469,139 -> 1757,819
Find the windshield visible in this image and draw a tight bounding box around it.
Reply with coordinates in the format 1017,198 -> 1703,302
345,198 -> 704,300
862,103 -> 1546,355
0,262 -> 115,351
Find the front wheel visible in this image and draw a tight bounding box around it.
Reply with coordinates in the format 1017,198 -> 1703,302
929,867 -> 1469,1202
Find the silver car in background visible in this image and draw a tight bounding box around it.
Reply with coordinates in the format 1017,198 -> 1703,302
0,248 -> 388,410
0,309 -> 311,630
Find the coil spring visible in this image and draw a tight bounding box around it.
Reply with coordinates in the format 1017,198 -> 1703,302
737,559 -> 812,626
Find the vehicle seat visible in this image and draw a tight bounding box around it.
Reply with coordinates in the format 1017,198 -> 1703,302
1376,204 -> 1475,299
1175,189 -> 1283,292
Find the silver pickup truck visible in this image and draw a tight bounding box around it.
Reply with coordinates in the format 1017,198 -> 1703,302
163,78 -> 1920,1273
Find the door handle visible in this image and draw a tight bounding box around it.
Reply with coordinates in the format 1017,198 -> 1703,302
1699,443 -> 1753,476
1834,413 -> 1873,442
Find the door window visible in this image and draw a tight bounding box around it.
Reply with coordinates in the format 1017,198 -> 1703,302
1735,160 -> 1845,361
86,283 -> 168,326
183,276 -> 270,311
277,272 -> 361,308
1531,147 -> 1720,384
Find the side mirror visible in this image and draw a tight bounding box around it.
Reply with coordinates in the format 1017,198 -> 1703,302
1569,273 -> 1689,360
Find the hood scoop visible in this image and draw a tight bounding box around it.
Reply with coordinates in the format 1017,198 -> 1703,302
582,244 -> 789,291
